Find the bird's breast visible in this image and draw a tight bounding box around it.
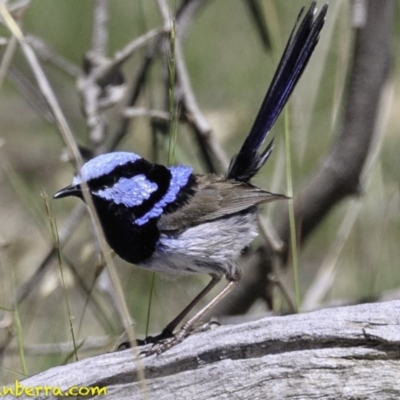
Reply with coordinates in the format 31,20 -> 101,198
140,209 -> 259,279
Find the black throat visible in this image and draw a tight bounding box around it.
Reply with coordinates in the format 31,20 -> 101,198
93,197 -> 160,264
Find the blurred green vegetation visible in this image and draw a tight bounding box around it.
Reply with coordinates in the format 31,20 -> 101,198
0,0 -> 399,385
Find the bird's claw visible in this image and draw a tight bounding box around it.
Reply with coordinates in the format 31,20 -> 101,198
140,327 -> 191,357
118,321 -> 220,356
140,321 -> 220,357
117,327 -> 174,350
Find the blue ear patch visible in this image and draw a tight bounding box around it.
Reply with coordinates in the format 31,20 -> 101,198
135,165 -> 192,226
72,151 -> 192,226
95,175 -> 158,207
73,152 -> 141,184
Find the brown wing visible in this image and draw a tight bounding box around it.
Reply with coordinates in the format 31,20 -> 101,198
158,174 -> 287,232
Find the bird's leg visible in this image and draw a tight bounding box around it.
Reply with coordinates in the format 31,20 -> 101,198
143,273 -> 241,356
118,275 -> 221,349
142,275 -> 221,344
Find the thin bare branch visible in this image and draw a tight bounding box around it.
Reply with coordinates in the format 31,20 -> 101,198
155,0 -> 229,173
95,27 -> 165,83
106,0 -> 213,152
7,65 -> 55,123
175,37 -> 229,172
122,107 -> 170,121
91,0 -> 109,57
176,0 -> 210,40
157,0 -> 173,31
80,27 -> 165,144
80,0 -> 111,145
27,34 -> 81,77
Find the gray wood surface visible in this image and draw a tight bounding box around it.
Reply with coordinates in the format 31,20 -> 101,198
6,300 -> 400,399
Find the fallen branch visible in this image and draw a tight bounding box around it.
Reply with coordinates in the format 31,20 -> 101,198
8,300 -> 400,399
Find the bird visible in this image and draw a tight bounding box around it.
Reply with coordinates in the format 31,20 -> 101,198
54,2 -> 328,355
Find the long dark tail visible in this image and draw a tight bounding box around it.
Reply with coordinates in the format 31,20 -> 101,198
227,2 -> 328,182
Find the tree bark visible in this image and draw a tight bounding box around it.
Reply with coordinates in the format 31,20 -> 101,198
6,300 -> 400,399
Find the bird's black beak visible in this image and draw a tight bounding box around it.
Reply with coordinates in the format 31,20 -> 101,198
53,185 -> 81,199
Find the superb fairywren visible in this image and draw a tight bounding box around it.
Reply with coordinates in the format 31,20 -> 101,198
54,2 -> 328,354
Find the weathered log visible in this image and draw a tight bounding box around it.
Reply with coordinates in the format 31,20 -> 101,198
5,300 -> 400,399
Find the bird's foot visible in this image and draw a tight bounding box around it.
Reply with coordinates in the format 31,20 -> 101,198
140,320 -> 220,357
140,326 -> 192,357
117,327 -> 174,350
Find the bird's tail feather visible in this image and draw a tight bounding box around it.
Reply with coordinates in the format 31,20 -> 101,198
227,2 -> 328,182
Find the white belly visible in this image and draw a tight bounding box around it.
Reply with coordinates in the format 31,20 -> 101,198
139,211 -> 258,279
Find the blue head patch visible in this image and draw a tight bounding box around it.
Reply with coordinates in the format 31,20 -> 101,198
73,152 -> 141,184
71,151 -> 193,227
95,175 -> 158,207
135,165 -> 192,225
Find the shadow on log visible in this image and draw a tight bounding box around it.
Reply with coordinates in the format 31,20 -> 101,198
6,300 -> 400,399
